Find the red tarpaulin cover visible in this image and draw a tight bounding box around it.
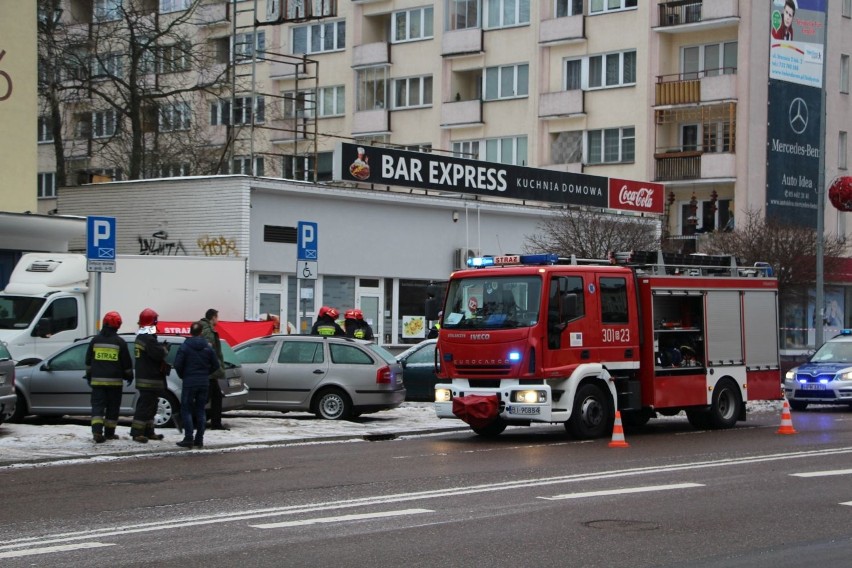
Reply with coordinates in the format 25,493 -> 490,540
452,394 -> 500,429
156,320 -> 275,346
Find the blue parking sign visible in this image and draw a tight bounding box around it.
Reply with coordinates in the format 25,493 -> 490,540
297,221 -> 318,261
87,216 -> 116,260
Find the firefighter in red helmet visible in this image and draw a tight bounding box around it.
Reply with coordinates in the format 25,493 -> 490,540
344,308 -> 374,340
85,311 -> 133,443
130,308 -> 169,443
311,306 -> 345,337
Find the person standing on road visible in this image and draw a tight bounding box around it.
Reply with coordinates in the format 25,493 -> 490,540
129,308 -> 169,444
85,311 -> 133,444
198,308 -> 228,430
311,306 -> 345,337
344,309 -> 374,340
174,321 -> 220,449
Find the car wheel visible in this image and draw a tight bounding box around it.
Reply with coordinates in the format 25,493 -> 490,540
472,418 -> 506,437
155,392 -> 180,428
565,383 -> 613,440
686,408 -> 711,430
789,400 -> 808,411
8,390 -> 28,423
314,388 -> 352,420
708,379 -> 741,429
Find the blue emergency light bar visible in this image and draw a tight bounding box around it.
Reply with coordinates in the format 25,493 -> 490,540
466,253 -> 559,268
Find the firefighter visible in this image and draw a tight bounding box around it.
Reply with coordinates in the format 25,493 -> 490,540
85,311 -> 133,444
130,308 -> 169,443
344,309 -> 374,340
311,306 -> 345,337
427,311 -> 442,339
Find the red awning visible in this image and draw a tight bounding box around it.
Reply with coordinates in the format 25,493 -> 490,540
156,320 -> 275,346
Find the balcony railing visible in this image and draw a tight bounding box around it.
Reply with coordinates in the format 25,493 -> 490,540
442,28 -> 483,57
539,90 -> 583,118
654,151 -> 701,181
539,14 -> 583,44
655,68 -> 737,105
440,99 -> 482,128
353,41 -> 390,67
659,0 -> 703,26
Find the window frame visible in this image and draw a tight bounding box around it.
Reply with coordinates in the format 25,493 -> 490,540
355,66 -> 389,112
292,20 -> 346,55
586,126 -> 635,165
587,50 -> 636,89
392,6 -> 434,43
392,75 -> 433,109
555,0 -> 584,17
841,54 -> 850,94
91,109 -> 118,139
37,172 -> 56,198
318,85 -> 345,117
483,63 -> 529,100
234,31 -> 266,62
589,0 -> 637,15
447,0 -> 481,31
159,102 -> 191,132
38,116 -> 54,143
483,0 -> 530,30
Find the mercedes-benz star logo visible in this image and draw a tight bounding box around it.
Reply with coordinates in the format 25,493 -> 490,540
789,97 -> 809,135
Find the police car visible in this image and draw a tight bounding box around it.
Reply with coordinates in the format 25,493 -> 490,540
783,329 -> 852,410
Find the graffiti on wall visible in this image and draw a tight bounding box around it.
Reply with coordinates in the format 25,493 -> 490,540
138,231 -> 187,256
198,234 -> 240,257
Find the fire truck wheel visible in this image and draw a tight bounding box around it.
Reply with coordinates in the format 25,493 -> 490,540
472,418 -> 507,437
565,383 -> 613,439
313,388 -> 352,420
708,379 -> 742,429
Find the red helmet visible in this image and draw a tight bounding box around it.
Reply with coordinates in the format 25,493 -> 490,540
344,309 -> 357,320
138,308 -> 159,327
318,306 -> 339,319
353,309 -> 365,320
103,311 -> 122,329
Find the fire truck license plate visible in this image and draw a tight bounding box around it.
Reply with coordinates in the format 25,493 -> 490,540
801,384 -> 826,390
508,406 -> 540,415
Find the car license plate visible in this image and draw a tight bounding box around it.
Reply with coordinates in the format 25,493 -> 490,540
228,378 -> 241,387
507,405 -> 540,415
801,383 -> 826,390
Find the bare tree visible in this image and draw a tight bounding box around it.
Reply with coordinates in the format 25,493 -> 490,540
39,0 -> 234,180
37,0 -> 70,187
524,207 -> 660,259
702,209 -> 847,303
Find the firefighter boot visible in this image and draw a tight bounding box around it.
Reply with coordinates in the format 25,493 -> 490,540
104,427 -> 119,441
145,426 -> 164,441
92,421 -> 106,444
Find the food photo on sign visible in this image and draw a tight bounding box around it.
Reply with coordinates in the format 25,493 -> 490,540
349,146 -> 371,180
402,315 -> 426,339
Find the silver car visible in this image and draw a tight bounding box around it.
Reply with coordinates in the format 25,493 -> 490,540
10,334 -> 249,427
233,335 -> 406,420
0,341 -> 15,424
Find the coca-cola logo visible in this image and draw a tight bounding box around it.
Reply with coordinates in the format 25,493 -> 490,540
618,185 -> 655,209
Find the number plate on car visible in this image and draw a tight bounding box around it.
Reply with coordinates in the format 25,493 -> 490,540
507,405 -> 540,415
228,378 -> 241,387
801,383 -> 826,390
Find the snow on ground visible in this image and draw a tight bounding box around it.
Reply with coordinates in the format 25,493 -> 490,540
0,401 -> 785,468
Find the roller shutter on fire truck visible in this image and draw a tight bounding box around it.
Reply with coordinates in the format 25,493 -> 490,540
706,290 -> 743,366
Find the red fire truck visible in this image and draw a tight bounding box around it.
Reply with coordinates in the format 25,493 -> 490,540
433,251 -> 781,438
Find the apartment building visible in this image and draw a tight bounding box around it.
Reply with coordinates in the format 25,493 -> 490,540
37,0 -> 852,350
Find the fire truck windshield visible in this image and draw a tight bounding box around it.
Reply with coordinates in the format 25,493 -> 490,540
442,275 -> 541,330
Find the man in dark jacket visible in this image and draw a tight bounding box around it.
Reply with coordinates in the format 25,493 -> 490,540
174,321 -> 220,448
85,311 -> 133,444
130,308 -> 169,443
198,308 -> 228,430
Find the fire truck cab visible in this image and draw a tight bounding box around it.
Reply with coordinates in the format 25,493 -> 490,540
434,251 -> 782,439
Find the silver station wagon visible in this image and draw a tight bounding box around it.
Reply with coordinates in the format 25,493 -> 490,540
233,335 -> 406,420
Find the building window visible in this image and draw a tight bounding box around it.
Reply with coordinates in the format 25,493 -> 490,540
160,102 -> 191,131
94,0 -> 121,21
393,6 -> 434,43
292,20 -> 345,55
38,116 -> 53,143
484,0 -> 530,29
211,37 -> 230,64
318,85 -> 345,117
233,156 -> 264,176
91,53 -> 123,79
702,122 -> 733,153
210,99 -> 230,125
586,127 -> 635,164
447,0 -> 480,31
160,0 -> 192,13
282,152 -> 333,182
485,135 -> 527,165
37,172 -> 56,198
842,54 -> 850,94
234,31 -> 266,62
683,42 -> 738,78
565,59 -> 581,90
159,42 -> 190,74
840,131 -> 848,170
589,0 -> 637,14
588,50 -> 636,89
556,0 -> 584,17
149,163 -> 191,178
452,140 -> 481,159
283,90 -> 316,118
92,109 -> 118,138
484,64 -> 528,100
392,76 -> 433,109
356,66 -> 388,111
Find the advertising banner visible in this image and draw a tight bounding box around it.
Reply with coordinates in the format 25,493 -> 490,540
334,142 -> 665,215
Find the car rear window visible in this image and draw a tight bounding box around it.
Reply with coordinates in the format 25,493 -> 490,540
363,343 -> 398,365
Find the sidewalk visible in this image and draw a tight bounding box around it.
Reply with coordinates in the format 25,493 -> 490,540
0,403 -> 465,467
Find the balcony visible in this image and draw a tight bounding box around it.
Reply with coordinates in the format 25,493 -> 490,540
194,2 -> 229,26
657,0 -> 739,31
442,28 -> 483,57
656,70 -> 737,106
654,151 -> 736,182
353,42 -> 390,67
352,108 -> 389,135
440,100 -> 482,128
539,14 -> 584,44
538,90 -> 583,118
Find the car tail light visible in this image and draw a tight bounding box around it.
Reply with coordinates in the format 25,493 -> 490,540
376,365 -> 392,384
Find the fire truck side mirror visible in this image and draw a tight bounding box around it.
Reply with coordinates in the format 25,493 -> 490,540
425,298 -> 440,321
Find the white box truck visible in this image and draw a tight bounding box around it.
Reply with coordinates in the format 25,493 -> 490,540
0,253 -> 246,363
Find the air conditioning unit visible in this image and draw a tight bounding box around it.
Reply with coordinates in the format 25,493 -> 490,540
453,248 -> 479,270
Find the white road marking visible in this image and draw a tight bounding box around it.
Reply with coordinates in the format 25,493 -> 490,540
841,502 -> 852,507
3,446 -> 852,552
250,508 -> 433,529
791,469 -> 852,477
539,482 -> 704,501
0,542 -> 115,559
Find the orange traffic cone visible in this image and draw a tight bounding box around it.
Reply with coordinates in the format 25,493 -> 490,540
776,399 -> 798,435
608,410 -> 630,448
